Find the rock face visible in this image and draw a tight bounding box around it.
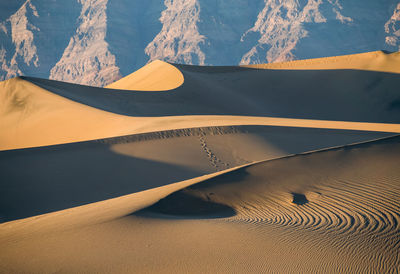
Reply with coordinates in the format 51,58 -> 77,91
0,0 -> 399,86
49,0 -> 120,87
385,3 -> 400,51
145,0 -> 206,65
0,0 -> 39,80
240,0 -> 350,64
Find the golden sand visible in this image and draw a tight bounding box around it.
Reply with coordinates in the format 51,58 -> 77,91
1,51 -> 399,273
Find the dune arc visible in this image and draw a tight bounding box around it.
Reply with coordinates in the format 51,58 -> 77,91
21,66 -> 400,123
243,50 -> 400,74
1,125 -> 393,222
1,135 -> 399,273
1,51 -> 400,151
134,134 -> 400,272
105,60 -> 184,91
0,51 -> 400,273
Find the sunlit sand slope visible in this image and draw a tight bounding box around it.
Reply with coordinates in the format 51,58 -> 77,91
105,60 -> 184,91
1,51 -> 400,150
1,125 -> 391,222
243,50 -> 400,73
24,65 -> 400,122
0,77 -> 146,150
140,135 -> 400,272
1,136 -> 398,273
0,51 -> 399,273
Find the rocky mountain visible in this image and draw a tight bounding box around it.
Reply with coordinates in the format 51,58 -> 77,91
49,0 -> 121,86
385,3 -> 400,51
0,0 -> 399,87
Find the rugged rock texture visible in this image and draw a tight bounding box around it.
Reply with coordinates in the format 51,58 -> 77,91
385,3 -> 400,51
145,0 -> 206,65
0,0 -> 399,86
49,0 -> 120,86
240,0 -> 351,64
0,0 -> 39,79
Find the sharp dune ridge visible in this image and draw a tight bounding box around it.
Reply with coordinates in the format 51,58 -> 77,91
20,65 -> 400,122
243,50 -> 400,74
1,134 -> 399,273
1,125 -> 391,221
0,51 -> 400,273
139,134 -> 400,271
1,51 -> 400,150
105,60 -> 184,91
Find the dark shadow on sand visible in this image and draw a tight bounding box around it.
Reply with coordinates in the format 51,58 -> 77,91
0,140 -> 203,223
135,191 -> 236,219
291,193 -> 309,205
0,127 -> 395,223
22,67 -> 400,123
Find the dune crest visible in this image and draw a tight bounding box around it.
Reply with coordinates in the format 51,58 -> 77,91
0,76 -> 140,150
105,60 -> 184,91
134,135 -> 400,272
243,50 -> 400,74
1,50 -> 400,272
1,136 -> 399,273
2,50 -> 400,151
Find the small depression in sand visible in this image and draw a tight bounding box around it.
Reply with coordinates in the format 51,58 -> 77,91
291,193 -> 309,205
139,190 -> 236,219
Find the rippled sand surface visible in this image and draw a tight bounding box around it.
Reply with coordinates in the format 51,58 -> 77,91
1,51 -> 399,273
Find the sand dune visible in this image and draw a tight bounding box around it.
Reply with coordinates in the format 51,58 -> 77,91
137,135 -> 400,272
105,60 -> 184,91
0,125 -> 392,222
243,50 -> 400,73
1,51 -> 400,150
1,51 -> 400,273
23,65 -> 400,122
1,136 -> 399,273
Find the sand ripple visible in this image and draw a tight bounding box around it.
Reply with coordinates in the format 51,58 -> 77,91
146,136 -> 400,272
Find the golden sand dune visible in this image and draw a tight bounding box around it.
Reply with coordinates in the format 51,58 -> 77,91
105,60 -> 184,91
138,135 -> 400,272
1,50 -> 400,150
1,136 -> 399,273
244,50 -> 400,73
0,125 -> 392,221
1,51 -> 400,273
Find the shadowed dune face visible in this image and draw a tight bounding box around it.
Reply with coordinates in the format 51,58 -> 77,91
22,67 -> 400,123
1,52 -> 400,273
2,136 -> 398,273
141,190 -> 236,218
2,52 -> 400,151
133,135 -> 400,271
0,125 -> 390,222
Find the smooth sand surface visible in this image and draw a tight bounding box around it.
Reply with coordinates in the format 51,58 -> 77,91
105,60 -> 184,91
0,51 -> 399,273
243,50 -> 400,74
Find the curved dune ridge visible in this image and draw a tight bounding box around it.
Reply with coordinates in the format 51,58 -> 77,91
105,60 -> 184,91
1,50 -> 400,150
1,136 -> 399,273
138,135 -> 400,272
243,50 -> 400,74
0,125 -> 392,221
0,51 -> 400,273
